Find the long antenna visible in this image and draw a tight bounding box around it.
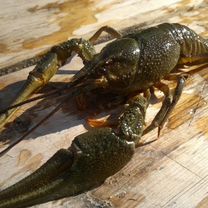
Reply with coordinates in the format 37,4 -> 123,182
0,89 -> 61,114
0,96 -> 68,157
0,75 -> 86,114
0,80 -> 95,157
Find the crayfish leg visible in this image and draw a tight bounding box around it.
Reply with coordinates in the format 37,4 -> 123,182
87,114 -> 118,128
89,25 -> 122,44
143,75 -> 186,136
157,75 -> 186,133
88,118 -> 108,127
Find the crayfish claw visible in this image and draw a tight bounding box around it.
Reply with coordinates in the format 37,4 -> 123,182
0,128 -> 135,208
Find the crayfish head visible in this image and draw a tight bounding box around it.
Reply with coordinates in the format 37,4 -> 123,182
72,37 -> 141,93
87,38 -> 141,91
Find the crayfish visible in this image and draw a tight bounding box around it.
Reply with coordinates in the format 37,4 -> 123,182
0,23 -> 208,208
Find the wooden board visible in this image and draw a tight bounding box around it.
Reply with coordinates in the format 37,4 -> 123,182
0,0 -> 208,207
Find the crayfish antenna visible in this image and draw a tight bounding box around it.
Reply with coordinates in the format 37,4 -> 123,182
0,76 -> 85,115
0,89 -> 62,114
0,100 -> 65,157
0,79 -> 99,157
0,67 -> 88,129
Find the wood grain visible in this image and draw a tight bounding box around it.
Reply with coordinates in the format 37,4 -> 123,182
0,0 -> 208,207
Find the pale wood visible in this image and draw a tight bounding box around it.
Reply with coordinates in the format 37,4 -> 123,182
0,0 -> 208,208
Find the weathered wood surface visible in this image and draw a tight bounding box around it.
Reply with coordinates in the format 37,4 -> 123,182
0,0 -> 208,207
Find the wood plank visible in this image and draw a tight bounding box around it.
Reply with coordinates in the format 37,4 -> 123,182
164,175 -> 208,208
91,146 -> 200,208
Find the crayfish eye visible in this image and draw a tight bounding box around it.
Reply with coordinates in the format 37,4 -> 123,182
95,59 -> 114,77
101,58 -> 137,89
105,59 -> 113,65
94,66 -> 107,78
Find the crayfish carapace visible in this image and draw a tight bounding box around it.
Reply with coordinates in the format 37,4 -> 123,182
0,23 -> 208,208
